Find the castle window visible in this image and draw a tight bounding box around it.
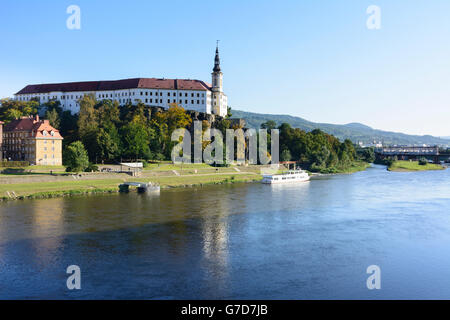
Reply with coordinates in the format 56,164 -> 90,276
202,100 -> 204,104
185,100 -> 188,104
141,92 -> 143,95
160,99 -> 162,103
150,99 -> 152,103
185,93 -> 188,97
197,93 -> 200,97
191,93 -> 194,97
168,92 -> 170,96
197,100 -> 199,104
191,100 -> 194,104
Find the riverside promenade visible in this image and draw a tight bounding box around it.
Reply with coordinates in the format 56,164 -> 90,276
0,164 -> 264,200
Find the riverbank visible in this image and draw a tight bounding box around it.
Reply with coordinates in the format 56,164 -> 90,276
0,161 -> 372,202
0,170 -> 262,201
388,160 -> 445,172
311,161 -> 371,174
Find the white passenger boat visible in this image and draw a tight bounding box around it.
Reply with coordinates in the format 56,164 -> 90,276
261,169 -> 310,184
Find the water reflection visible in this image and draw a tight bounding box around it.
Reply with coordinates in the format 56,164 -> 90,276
1,166 -> 450,299
31,198 -> 64,268
201,195 -> 231,297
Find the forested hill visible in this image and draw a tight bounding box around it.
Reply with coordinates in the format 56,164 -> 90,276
231,109 -> 450,146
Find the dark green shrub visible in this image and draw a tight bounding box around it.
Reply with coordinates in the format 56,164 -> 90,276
85,163 -> 99,172
0,161 -> 29,168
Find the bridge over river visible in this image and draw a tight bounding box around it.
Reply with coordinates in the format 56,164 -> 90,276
375,146 -> 450,164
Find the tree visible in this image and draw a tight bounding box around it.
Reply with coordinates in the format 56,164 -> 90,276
97,99 -> 120,127
152,104 -> 192,158
226,106 -> 232,118
361,147 -> 375,163
121,122 -> 151,160
261,120 -> 277,130
77,94 -> 98,138
276,122 -> 363,173
419,157 -> 428,165
3,108 -> 23,122
281,149 -> 292,162
163,104 -> 192,133
45,108 -> 60,129
96,126 -> 120,162
41,99 -> 63,114
0,98 -> 38,122
63,141 -> 89,172
59,110 -> 79,145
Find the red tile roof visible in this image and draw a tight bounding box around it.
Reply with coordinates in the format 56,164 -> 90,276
4,118 -> 36,132
4,116 -> 63,139
16,78 -> 212,94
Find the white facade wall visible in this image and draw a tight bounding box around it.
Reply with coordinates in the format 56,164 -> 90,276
15,88 -> 213,115
135,89 -> 208,113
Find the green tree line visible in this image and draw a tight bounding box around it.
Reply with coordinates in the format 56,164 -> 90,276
0,98 -> 372,173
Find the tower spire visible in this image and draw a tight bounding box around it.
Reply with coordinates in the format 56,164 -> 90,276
213,40 -> 221,72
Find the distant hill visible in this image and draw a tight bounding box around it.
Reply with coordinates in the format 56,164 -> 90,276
231,110 -> 450,147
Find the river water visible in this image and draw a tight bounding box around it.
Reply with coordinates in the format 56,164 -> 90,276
0,165 -> 450,299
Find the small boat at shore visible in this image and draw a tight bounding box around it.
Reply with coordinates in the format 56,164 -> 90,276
261,169 -> 310,184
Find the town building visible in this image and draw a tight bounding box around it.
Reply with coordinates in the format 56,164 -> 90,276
2,115 -> 63,165
14,46 -> 228,117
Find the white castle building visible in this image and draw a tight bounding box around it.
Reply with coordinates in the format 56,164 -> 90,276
14,46 -> 228,117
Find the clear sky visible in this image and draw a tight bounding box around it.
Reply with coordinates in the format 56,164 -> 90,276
1,0 -> 449,136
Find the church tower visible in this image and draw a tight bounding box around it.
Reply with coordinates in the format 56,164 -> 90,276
211,43 -> 227,116
212,44 -> 223,92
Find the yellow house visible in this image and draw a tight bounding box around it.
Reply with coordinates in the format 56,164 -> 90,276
3,115 -> 63,165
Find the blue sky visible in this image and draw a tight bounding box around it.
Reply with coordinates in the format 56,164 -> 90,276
1,0 -> 449,136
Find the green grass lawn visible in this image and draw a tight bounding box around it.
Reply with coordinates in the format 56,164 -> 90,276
0,165 -> 66,175
388,160 -> 445,172
0,178 -> 124,197
0,172 -> 261,200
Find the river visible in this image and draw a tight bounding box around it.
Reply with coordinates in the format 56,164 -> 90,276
0,164 -> 450,299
